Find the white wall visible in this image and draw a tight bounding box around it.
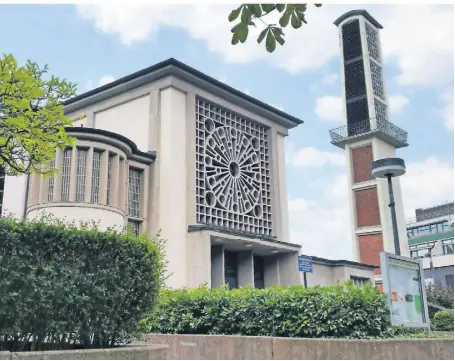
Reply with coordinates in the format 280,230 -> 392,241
27,206 -> 125,231
2,175 -> 27,218
422,254 -> 454,269
94,95 -> 150,151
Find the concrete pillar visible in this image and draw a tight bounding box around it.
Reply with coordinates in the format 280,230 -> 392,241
158,86 -> 187,289
84,147 -> 94,203
264,256 -> 280,287
111,155 -> 120,208
238,251 -> 254,287
211,245 -> 225,288
278,252 -> 300,286
98,150 -> 109,205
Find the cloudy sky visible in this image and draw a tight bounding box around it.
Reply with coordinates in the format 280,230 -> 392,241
0,2 -> 453,260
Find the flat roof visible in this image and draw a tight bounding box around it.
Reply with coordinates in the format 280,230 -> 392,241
302,255 -> 377,270
334,9 -> 383,29
64,58 -> 304,129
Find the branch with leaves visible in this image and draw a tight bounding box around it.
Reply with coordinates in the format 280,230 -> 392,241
229,4 -> 322,52
0,54 -> 76,176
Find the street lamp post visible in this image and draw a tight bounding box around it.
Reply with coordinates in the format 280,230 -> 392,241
372,157 -> 406,256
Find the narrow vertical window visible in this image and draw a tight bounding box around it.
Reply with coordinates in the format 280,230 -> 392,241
91,151 -> 101,203
47,159 -> 55,202
128,220 -> 140,236
61,148 -> 72,202
76,149 -> 87,202
128,168 -> 141,217
106,155 -> 113,205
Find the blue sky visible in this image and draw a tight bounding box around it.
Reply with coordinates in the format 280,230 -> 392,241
1,3 -> 453,259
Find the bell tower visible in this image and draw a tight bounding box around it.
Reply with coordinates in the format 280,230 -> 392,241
329,10 -> 410,286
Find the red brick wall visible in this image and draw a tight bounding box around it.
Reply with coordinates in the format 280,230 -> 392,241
358,233 -> 383,275
355,187 -> 381,228
352,145 -> 374,183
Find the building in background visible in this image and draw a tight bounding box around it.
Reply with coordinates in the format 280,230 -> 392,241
407,202 -> 454,289
329,10 -> 409,289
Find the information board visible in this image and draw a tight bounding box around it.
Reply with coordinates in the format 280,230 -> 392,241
380,252 -> 430,329
298,255 -> 313,273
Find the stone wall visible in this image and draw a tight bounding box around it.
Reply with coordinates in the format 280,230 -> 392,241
0,344 -> 168,360
146,334 -> 454,360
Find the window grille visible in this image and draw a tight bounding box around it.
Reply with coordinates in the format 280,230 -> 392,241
128,168 -> 141,217
61,149 -> 72,202
76,149 -> 88,202
90,151 -> 101,203
106,156 -> 113,205
128,220 -> 141,236
47,159 -> 55,201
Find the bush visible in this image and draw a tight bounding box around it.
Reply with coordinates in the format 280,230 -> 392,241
0,215 -> 166,352
426,281 -> 454,319
431,311 -> 454,331
145,282 -> 391,339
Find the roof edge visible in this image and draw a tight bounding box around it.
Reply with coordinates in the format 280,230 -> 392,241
334,9 -> 383,29
65,127 -> 156,162
303,254 -> 378,269
64,58 -> 303,129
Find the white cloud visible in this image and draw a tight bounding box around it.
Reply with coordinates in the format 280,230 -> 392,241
286,144 -> 345,168
388,95 -> 409,113
440,90 -> 454,130
288,157 -> 454,260
98,75 -> 116,87
321,73 -> 339,85
314,96 -> 342,123
75,4 -> 453,87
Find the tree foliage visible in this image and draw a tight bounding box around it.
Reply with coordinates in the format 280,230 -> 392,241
0,54 -> 76,176
146,282 -> 391,339
0,215 -> 167,351
229,4 -> 322,53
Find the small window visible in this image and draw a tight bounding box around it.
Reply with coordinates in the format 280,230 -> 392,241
90,151 -> 101,203
128,168 -> 141,217
76,149 -> 88,202
128,220 -> 141,236
350,276 -> 370,287
61,148 -> 72,202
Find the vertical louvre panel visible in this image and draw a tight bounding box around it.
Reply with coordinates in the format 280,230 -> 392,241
106,156 -> 113,205
76,149 -> 87,202
128,168 -> 141,217
342,20 -> 362,61
365,23 -> 380,62
91,151 -> 101,203
61,149 -> 72,202
47,159 -> 55,202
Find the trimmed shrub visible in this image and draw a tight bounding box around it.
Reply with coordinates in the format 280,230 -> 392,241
432,311 -> 454,331
145,282 -> 391,339
0,215 -> 166,351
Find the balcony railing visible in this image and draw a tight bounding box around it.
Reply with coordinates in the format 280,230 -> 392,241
329,118 -> 408,148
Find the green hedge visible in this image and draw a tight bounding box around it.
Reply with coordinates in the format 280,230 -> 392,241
0,215 -> 166,352
145,282 -> 391,339
432,311 -> 454,331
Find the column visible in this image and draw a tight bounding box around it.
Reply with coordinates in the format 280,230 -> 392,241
158,86 -> 187,288
84,147 -> 94,203
238,251 -> 254,287
98,150 -> 109,205
111,154 -> 120,208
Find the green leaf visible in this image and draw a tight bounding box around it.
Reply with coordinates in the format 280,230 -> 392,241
249,4 -> 262,18
279,12 -> 291,27
265,30 -> 276,53
241,7 -> 251,24
261,4 -> 275,13
228,6 -> 242,22
236,23 -> 249,43
297,11 -> 307,24
272,27 -> 285,46
276,4 -> 286,12
257,28 -> 268,44
291,13 -> 302,29
295,4 -> 307,12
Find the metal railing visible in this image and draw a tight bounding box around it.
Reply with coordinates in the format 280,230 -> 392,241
329,118 -> 408,145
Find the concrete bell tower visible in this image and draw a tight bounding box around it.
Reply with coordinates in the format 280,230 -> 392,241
329,10 -> 410,286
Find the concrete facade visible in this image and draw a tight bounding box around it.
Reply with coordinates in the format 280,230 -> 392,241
1,59 -> 302,289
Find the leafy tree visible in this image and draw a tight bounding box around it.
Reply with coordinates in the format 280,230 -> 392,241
229,4 -> 322,53
0,53 -> 76,176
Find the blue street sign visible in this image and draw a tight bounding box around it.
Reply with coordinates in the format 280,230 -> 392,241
298,255 -> 313,273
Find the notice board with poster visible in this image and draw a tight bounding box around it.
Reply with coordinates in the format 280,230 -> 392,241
380,252 -> 430,329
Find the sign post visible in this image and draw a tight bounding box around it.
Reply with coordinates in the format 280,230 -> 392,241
298,255 -> 313,289
380,252 -> 430,333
